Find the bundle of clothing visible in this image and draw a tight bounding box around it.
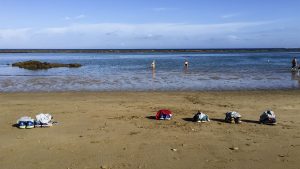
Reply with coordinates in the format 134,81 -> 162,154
225,111 -> 242,124
259,110 -> 276,125
17,113 -> 56,129
156,109 -> 173,120
193,111 -> 210,123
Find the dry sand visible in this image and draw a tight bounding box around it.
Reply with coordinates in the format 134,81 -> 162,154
0,90 -> 300,169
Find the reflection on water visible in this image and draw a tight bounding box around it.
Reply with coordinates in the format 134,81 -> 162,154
0,52 -> 299,92
152,69 -> 156,80
291,71 -> 300,87
184,65 -> 189,74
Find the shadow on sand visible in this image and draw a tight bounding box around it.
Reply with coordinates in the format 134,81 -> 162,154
145,116 -> 156,120
12,124 -> 18,128
210,118 -> 226,123
211,118 -> 260,124
242,119 -> 260,124
182,118 -> 194,122
146,116 -> 262,124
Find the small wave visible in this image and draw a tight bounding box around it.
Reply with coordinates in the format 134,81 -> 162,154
0,74 -> 67,77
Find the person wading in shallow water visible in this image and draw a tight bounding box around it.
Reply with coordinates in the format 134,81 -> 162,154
184,60 -> 189,68
151,60 -> 156,69
292,57 -> 298,68
183,60 -> 189,73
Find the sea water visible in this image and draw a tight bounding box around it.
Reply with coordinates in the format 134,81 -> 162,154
0,52 -> 299,92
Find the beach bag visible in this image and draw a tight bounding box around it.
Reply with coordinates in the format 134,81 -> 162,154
193,111 -> 210,122
260,110 -> 276,124
225,111 -> 242,123
156,109 -> 173,120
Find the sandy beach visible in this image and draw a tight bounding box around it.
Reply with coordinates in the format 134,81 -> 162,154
0,90 -> 299,169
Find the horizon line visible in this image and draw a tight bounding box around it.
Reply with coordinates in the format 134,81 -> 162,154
1,48 -> 300,53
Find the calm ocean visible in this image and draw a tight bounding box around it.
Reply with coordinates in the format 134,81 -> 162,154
0,52 -> 299,92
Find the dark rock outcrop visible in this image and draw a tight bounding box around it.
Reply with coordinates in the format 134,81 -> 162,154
12,60 -> 81,70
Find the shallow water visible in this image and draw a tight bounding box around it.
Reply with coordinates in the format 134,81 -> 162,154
0,52 -> 299,92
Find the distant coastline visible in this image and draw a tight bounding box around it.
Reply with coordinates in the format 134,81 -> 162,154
0,48 -> 300,53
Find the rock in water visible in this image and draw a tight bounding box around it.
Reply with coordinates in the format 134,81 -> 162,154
12,60 -> 81,70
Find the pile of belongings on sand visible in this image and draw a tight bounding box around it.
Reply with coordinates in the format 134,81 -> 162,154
259,110 -> 276,125
156,109 -> 173,120
193,111 -> 210,122
153,109 -> 277,125
225,111 -> 242,124
17,113 -> 57,129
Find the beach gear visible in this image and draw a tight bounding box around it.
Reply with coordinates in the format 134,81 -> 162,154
26,121 -> 34,129
156,109 -> 173,120
260,110 -> 276,125
193,111 -> 210,122
17,116 -> 34,129
16,114 -> 55,129
225,111 -> 242,124
36,113 -> 52,124
35,113 -> 53,127
18,121 -> 26,129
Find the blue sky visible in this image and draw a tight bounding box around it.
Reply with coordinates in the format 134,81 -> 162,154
0,0 -> 300,49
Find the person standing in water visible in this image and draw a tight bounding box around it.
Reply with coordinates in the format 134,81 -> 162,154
151,60 -> 156,69
184,60 -> 189,68
183,59 -> 189,73
292,57 -> 298,68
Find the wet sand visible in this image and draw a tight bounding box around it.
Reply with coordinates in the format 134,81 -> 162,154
0,90 -> 299,169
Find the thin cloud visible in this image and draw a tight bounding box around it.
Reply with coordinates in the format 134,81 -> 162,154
152,7 -> 177,12
221,13 -> 239,19
37,21 -> 271,37
0,20 -> 288,48
74,14 -> 86,19
135,34 -> 164,40
227,35 -> 240,41
64,14 -> 86,20
0,28 -> 32,39
64,16 -> 71,20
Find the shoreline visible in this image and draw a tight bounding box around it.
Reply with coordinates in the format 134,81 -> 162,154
0,88 -> 299,94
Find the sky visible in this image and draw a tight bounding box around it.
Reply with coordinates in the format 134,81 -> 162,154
0,0 -> 300,49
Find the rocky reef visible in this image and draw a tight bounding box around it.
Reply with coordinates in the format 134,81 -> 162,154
12,60 -> 81,70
